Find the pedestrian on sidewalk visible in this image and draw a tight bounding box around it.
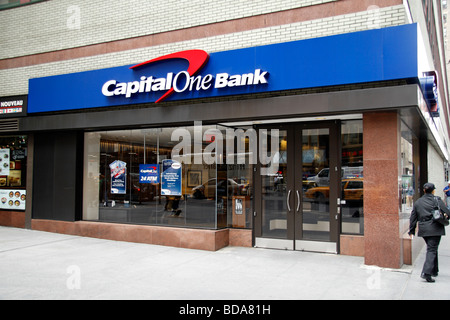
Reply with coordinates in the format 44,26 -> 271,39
409,183 -> 450,283
444,181 -> 450,209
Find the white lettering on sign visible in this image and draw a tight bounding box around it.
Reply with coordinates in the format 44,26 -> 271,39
0,100 -> 24,114
101,69 -> 268,100
215,69 -> 268,88
140,176 -> 158,182
0,100 -> 23,107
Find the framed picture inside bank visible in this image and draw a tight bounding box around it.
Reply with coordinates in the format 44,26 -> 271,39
188,170 -> 202,187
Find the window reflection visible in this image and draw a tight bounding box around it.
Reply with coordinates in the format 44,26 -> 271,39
302,128 -> 331,241
341,120 -> 364,235
401,136 -> 415,211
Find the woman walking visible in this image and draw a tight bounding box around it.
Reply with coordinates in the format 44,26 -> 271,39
409,183 -> 450,282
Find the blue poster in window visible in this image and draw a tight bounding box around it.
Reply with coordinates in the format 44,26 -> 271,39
109,160 -> 127,194
139,164 -> 160,183
161,159 -> 182,196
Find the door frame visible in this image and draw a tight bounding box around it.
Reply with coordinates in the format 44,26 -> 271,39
253,121 -> 341,253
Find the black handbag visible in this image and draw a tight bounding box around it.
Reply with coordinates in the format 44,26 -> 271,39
433,197 -> 449,226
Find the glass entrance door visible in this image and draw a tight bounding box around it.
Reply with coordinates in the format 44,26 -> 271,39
295,125 -> 339,253
255,122 -> 339,253
255,127 -> 293,249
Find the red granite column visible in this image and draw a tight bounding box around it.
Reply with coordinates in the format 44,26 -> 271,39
363,111 -> 401,268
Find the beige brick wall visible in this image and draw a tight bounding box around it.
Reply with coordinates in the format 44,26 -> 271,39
0,2 -> 408,97
0,0 -> 337,59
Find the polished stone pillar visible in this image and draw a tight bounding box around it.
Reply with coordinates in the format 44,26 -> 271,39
363,111 -> 401,268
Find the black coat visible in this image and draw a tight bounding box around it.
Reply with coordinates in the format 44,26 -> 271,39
409,193 -> 450,237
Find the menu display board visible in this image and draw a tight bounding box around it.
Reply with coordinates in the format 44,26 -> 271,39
0,189 -> 26,210
0,149 -> 10,176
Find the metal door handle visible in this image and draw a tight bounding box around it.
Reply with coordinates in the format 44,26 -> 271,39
287,190 -> 291,212
296,190 -> 301,212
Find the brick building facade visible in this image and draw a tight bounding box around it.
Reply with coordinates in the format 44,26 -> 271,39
0,0 -> 449,268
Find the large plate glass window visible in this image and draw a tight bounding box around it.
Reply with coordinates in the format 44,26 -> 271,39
83,126 -> 253,230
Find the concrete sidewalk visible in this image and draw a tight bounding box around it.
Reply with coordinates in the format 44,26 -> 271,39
0,226 -> 449,300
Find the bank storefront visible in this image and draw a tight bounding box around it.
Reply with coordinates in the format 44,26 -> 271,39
3,23 -> 445,268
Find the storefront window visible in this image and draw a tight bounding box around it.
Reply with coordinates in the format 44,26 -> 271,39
83,125 -> 253,229
0,135 -> 27,210
222,125 -> 254,229
341,121 -> 363,234
400,123 -> 419,231
401,138 -> 415,211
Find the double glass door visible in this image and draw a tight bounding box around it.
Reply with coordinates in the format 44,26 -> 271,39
254,122 -> 340,253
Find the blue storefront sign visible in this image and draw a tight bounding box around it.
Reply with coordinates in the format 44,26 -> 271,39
139,164 -> 160,183
28,24 -> 419,113
161,159 -> 182,196
420,71 -> 440,117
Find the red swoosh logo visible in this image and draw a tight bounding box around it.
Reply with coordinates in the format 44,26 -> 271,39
130,50 -> 209,103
